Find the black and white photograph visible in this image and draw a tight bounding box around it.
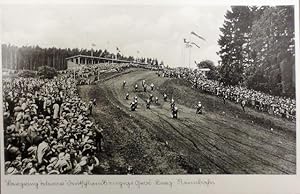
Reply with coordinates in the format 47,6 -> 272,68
1,2 -> 296,177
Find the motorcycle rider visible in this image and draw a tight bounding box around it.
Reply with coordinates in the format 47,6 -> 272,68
241,99 -> 246,112
223,92 -> 227,104
134,84 -> 138,92
130,100 -> 137,111
149,94 -> 154,102
196,101 -> 202,114
163,93 -> 167,102
155,97 -> 159,104
150,83 -> 154,91
130,101 -> 136,111
170,98 -> 175,110
146,99 -> 151,109
172,106 -> 178,118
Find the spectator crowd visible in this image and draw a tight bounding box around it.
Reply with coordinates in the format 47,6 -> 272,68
67,62 -> 160,86
162,68 -> 296,121
3,73 -> 103,175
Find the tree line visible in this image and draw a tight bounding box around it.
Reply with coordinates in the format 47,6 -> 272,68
217,6 -> 295,97
1,44 -> 164,71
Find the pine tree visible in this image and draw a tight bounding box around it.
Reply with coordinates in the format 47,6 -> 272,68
249,6 -> 295,96
218,6 -> 254,86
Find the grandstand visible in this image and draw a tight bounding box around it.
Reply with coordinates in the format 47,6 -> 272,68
66,54 -> 148,69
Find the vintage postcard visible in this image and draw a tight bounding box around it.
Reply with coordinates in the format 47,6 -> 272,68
0,0 -> 299,193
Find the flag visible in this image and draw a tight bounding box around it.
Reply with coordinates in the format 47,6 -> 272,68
191,31 -> 206,41
191,42 -> 200,48
116,47 -> 121,54
91,43 -> 96,47
185,43 -> 192,48
184,38 -> 192,48
137,50 -> 140,54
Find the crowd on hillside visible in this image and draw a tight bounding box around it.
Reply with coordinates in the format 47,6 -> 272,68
162,68 -> 296,121
3,73 -> 103,175
74,63 -> 135,85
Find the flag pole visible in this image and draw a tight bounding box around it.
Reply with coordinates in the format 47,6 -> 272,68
181,40 -> 184,67
189,33 -> 192,70
116,47 -> 118,60
183,39 -> 186,67
91,43 -> 96,57
183,39 -> 185,67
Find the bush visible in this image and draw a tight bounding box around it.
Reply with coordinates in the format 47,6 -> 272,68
17,70 -> 36,78
37,66 -> 58,79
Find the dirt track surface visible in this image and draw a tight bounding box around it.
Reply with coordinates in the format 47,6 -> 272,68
78,68 -> 296,174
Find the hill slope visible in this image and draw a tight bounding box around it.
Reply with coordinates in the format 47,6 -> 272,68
78,68 -> 296,174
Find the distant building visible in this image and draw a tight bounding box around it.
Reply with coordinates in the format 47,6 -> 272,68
197,68 -> 210,77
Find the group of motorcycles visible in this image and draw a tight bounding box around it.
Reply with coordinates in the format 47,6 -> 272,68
124,80 -> 203,119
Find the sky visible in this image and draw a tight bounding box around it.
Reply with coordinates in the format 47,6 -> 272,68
1,4 -> 230,68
